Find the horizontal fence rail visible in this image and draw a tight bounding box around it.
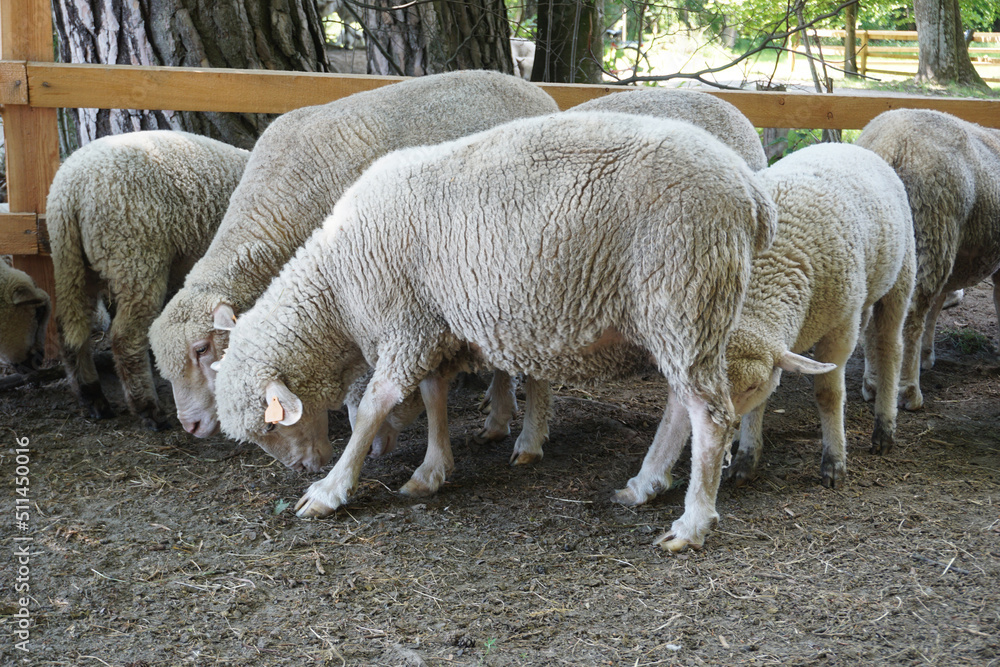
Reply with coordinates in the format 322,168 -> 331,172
792,29 -> 1000,81
3,61 -> 1000,256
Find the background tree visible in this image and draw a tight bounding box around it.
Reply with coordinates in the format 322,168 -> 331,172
52,0 -> 331,151
351,0 -> 515,76
913,0 -> 989,90
531,0 -> 604,82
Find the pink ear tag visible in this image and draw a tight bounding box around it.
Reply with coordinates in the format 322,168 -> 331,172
265,396 -> 285,424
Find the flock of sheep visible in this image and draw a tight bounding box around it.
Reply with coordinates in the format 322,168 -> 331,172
3,70 -> 999,552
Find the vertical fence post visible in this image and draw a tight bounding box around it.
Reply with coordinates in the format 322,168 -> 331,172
0,0 -> 61,357
858,31 -> 869,77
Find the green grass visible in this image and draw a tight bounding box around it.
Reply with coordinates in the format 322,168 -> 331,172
940,328 -> 994,355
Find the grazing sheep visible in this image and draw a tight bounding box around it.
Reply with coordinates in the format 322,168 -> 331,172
720,143 -> 915,486
214,112 -> 777,552
0,257 -> 50,370
855,109 -> 1000,410
48,130 -> 249,429
149,70 -> 559,451
571,88 -> 768,171
614,144 -> 913,506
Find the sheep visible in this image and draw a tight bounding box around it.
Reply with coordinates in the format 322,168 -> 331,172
0,257 -> 50,371
213,111 -> 777,552
149,70 -> 560,460
855,109 -> 1000,410
570,88 -> 768,171
47,130 -> 249,429
621,143 -> 914,494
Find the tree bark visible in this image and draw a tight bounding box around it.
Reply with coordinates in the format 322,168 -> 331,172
531,0 -> 603,83
52,0 -> 331,150
356,0 -> 514,76
844,0 -> 858,78
913,0 -> 989,90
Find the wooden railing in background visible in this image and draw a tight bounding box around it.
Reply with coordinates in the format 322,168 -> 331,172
792,29 -> 1000,82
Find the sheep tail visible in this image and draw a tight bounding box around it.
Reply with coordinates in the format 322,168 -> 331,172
48,189 -> 93,353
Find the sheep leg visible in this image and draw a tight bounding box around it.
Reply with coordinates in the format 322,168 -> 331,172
726,399 -> 767,486
109,276 -> 171,430
861,306 -> 878,402
475,370 -> 516,443
920,292 -> 948,371
868,276 -> 910,455
654,393 -> 735,552
371,392 -> 424,458
510,376 -> 551,465
61,334 -> 115,420
612,387 -> 688,506
812,327 -> 857,489
899,289 -> 935,412
59,280 -> 115,420
399,372 -> 455,497
296,373 -> 412,518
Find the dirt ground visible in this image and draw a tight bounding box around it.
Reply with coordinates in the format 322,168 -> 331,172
1,280 -> 998,666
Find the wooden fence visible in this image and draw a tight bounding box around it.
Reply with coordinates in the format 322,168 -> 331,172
792,29 -> 1000,81
3,0 -> 1000,353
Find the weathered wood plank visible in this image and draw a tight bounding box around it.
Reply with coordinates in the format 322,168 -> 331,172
1,0 -> 62,358
26,62 -> 401,113
0,59 -> 26,103
16,61 -> 1000,129
0,213 -> 43,255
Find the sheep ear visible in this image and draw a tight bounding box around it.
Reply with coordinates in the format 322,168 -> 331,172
12,285 -> 47,307
777,351 -> 837,375
265,380 -> 303,426
212,303 -> 238,331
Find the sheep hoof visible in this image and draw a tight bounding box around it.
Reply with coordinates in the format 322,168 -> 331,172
509,450 -> 542,466
473,425 -> 508,444
899,385 -> 924,411
138,408 -> 172,432
920,351 -> 935,370
399,478 -> 435,497
142,415 -> 172,432
611,478 -> 663,506
870,416 -> 895,455
294,495 -> 336,519
653,533 -> 700,553
820,458 -> 846,489
861,377 -> 877,402
80,383 -> 115,420
725,456 -> 756,487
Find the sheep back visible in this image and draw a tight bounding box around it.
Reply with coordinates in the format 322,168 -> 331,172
571,88 -> 767,171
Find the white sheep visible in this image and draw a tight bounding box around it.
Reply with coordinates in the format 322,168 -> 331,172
716,144 -> 916,488
615,144 -> 914,503
47,130 -> 249,429
570,88 -> 768,171
214,111 -> 777,552
149,70 -> 559,460
855,109 -> 1000,410
0,257 -> 50,370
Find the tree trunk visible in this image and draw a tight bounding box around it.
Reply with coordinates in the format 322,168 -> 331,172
531,0 -> 603,83
913,0 -> 989,90
356,0 -> 514,76
844,1 -> 858,78
52,0 -> 331,150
